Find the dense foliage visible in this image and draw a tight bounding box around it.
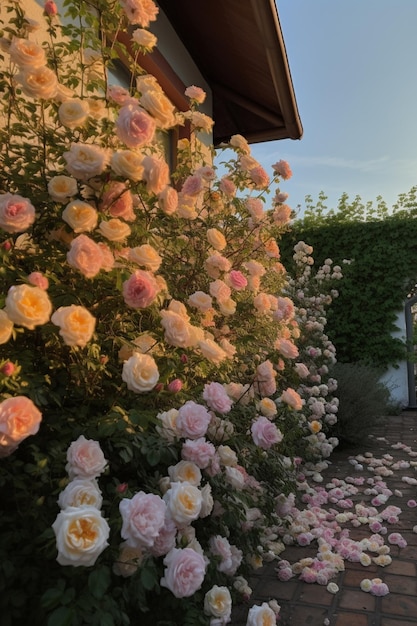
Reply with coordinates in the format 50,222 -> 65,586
281,189 -> 417,369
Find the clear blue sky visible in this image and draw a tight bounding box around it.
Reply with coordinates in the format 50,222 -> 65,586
251,0 -> 417,218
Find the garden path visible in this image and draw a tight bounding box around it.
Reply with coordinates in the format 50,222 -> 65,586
230,411 -> 417,626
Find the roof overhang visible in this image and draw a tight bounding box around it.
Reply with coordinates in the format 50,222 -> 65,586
156,0 -> 303,145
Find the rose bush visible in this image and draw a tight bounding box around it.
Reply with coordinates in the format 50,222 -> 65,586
0,1 -> 341,625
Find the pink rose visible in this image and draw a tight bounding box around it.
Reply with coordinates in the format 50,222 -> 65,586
227,270 -> 248,291
275,338 -> 299,359
0,396 -> 42,456
272,159 -> 292,180
181,175 -> 204,197
122,269 -> 159,309
0,193 -> 35,233
273,204 -> 292,225
251,416 -> 283,450
65,435 -> 107,479
27,271 -> 49,290
100,182 -> 135,221
44,0 -> 58,15
249,165 -> 270,188
181,438 -> 216,469
184,85 -> 206,104
115,104 -> 156,149
255,360 -> 277,397
280,387 -> 304,410
176,401 -> 211,439
167,378 -> 182,393
161,547 -> 206,598
219,176 -> 236,197
148,517 -> 177,557
119,0 -> 159,26
67,234 -> 103,278
203,382 -> 233,414
119,491 -> 167,548
142,155 -> 170,194
106,85 -> 136,106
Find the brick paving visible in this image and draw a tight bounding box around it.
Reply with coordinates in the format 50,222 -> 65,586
230,412 -> 417,625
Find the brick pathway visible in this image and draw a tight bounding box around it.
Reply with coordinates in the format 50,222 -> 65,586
230,412 -> 417,626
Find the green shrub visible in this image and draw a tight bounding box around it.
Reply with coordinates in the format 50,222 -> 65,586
330,362 -> 391,447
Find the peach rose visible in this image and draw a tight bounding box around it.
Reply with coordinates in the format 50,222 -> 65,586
0,309 -> 14,344
207,228 -> 227,251
47,175 -> 78,202
158,186 -> 178,215
98,218 -> 131,242
129,243 -> 162,271
198,338 -> 228,364
209,279 -> 231,303
0,193 -> 36,233
280,387 -> 304,410
188,291 -> 213,312
15,66 -> 58,99
51,305 -> 96,347
62,200 -> 98,233
184,85 -> 206,104
27,271 -> 48,290
5,284 -> 52,330
142,155 -> 170,194
110,150 -> 144,182
122,352 -> 159,393
67,234 -> 103,278
0,396 -> 42,455
139,89 -> 176,129
168,460 -> 201,486
275,338 -> 299,359
115,104 -> 156,149
9,38 -> 46,68
52,506 -> 110,567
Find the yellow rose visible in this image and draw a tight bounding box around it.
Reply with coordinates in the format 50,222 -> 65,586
5,284 -> 52,330
51,305 -> 96,347
62,200 -> 98,233
0,309 -> 13,344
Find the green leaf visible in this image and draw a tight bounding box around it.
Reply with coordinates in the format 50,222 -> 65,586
88,566 -> 111,600
47,606 -> 75,626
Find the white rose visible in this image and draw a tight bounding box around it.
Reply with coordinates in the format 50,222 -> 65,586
225,466 -> 245,489
168,461 -> 201,486
246,602 -> 276,626
156,408 -> 180,441
63,143 -> 110,180
132,28 -> 157,49
163,482 -> 202,527
199,483 -> 214,518
122,352 -> 159,393
58,479 -> 103,510
62,200 -> 98,233
188,291 -> 213,312
160,310 -> 195,348
204,585 -> 232,619
217,445 -> 238,467
59,98 -> 90,128
48,176 -> 78,202
98,218 -> 131,242
52,506 -> 110,567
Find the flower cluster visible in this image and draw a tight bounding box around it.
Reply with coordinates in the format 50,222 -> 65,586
0,1 -> 341,625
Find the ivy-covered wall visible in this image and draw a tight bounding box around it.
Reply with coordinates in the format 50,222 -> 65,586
281,214 -> 417,370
